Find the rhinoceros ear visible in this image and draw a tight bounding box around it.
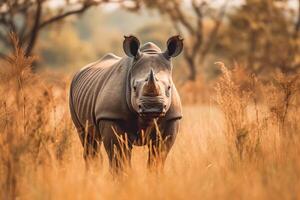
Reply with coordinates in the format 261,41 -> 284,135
123,35 -> 140,58
163,35 -> 183,59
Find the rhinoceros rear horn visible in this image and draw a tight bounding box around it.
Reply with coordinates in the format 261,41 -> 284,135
163,35 -> 184,59
123,35 -> 140,58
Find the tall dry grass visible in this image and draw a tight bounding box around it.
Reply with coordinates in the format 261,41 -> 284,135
0,38 -> 300,200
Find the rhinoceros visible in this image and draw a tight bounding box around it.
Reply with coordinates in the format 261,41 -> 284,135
69,35 -> 183,172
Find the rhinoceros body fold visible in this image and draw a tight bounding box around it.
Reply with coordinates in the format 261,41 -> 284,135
69,38 -> 183,172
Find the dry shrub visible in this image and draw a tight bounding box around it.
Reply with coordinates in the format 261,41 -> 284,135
0,35 -> 71,199
215,62 -> 300,164
266,71 -> 299,136
215,62 -> 259,161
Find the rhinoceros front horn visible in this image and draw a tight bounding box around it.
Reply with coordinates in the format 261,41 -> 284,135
143,69 -> 160,97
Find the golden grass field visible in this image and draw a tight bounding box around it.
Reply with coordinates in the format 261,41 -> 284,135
0,42 -> 300,200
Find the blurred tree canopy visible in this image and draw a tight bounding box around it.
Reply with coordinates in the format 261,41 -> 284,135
217,0 -> 300,74
138,0 -> 300,80
0,0 -> 137,60
37,24 -> 96,70
0,0 -> 300,81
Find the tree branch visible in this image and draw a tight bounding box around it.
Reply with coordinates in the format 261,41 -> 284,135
39,3 -> 94,29
25,0 -> 42,56
173,3 -> 195,35
191,1 -> 204,57
199,0 -> 229,63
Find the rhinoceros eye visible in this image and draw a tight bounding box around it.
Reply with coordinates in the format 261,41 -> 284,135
133,86 -> 137,91
168,86 -> 171,90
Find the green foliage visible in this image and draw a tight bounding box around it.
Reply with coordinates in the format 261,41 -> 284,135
38,25 -> 97,70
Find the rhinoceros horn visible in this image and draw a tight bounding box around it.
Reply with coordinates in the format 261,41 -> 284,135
143,69 -> 160,96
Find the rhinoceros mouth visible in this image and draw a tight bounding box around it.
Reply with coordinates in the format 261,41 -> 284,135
138,96 -> 166,118
139,109 -> 166,118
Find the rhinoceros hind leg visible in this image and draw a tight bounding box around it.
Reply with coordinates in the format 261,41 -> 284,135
76,126 -> 103,168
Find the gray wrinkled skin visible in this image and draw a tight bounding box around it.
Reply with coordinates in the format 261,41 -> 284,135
69,36 -> 183,173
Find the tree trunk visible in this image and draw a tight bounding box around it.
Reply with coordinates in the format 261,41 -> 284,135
25,1 -> 42,57
186,57 -> 197,81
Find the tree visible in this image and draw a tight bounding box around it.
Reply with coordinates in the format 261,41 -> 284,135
138,0 -> 229,80
219,0 -> 300,74
0,0 -> 137,62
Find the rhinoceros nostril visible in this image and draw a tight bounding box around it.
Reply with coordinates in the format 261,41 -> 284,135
162,105 -> 167,112
138,105 -> 142,111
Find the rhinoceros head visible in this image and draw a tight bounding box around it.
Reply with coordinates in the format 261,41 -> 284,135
123,35 -> 183,119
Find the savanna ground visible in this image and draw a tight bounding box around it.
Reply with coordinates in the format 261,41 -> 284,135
0,40 -> 300,200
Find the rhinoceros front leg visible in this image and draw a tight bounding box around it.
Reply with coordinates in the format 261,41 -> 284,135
147,119 -> 180,171
99,120 -> 133,175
